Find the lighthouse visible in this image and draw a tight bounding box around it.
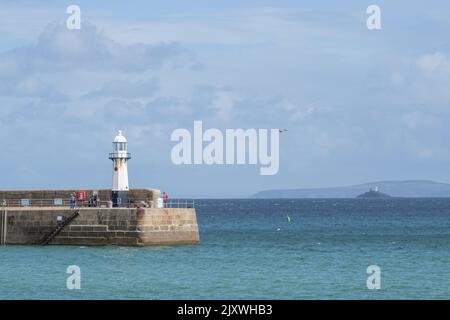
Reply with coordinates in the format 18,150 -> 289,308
109,130 -> 131,207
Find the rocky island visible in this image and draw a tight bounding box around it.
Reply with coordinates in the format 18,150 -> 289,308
356,187 -> 391,198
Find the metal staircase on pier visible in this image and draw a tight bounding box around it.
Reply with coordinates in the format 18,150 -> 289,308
40,210 -> 80,245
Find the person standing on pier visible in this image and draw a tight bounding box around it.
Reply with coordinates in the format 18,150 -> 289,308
163,192 -> 169,208
70,193 -> 76,209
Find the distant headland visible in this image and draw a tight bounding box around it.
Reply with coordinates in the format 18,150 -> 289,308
252,180 -> 450,198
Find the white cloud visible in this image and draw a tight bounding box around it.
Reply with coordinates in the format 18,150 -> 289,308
209,90 -> 239,122
82,79 -> 159,99
276,99 -> 321,122
417,52 -> 450,73
402,111 -> 442,129
93,6 -> 361,52
0,21 -> 189,77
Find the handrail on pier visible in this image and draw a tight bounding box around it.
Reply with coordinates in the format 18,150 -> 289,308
0,198 -> 195,209
164,199 -> 195,209
40,210 -> 80,245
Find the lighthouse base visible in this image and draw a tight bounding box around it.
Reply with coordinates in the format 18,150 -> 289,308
112,191 -> 130,208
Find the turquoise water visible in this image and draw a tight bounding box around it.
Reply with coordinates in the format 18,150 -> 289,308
1,198 -> 450,299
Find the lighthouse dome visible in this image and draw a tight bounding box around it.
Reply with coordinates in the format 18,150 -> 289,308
113,130 -> 127,143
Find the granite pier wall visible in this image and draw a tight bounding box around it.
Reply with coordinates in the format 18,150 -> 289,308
0,207 -> 200,246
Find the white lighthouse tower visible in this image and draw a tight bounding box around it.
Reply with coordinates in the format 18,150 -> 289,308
109,130 -> 131,207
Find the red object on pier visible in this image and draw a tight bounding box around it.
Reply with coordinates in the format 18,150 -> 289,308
76,191 -> 87,201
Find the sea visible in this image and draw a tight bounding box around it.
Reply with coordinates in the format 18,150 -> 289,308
0,198 -> 449,300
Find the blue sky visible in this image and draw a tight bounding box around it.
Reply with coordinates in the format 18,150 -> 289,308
0,1 -> 450,197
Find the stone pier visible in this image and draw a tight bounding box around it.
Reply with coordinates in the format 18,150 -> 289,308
0,207 -> 199,246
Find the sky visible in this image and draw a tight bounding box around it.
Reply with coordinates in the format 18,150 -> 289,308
0,0 -> 450,197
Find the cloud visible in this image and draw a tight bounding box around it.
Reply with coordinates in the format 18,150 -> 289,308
392,51 -> 450,107
95,6 -> 363,51
275,99 -> 322,122
417,52 -> 450,73
82,78 -> 159,99
402,111 -> 442,129
0,21 -> 189,76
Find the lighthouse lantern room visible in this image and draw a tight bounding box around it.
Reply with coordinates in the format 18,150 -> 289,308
109,130 -> 131,207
